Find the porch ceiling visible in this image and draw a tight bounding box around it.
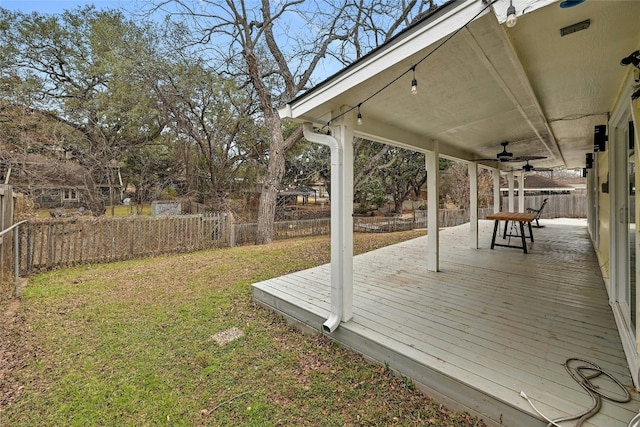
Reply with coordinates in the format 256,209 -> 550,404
282,0 -> 640,170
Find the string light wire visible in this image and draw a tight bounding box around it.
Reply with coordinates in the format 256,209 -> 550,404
320,0 -> 498,131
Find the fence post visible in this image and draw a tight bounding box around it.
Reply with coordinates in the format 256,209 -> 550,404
14,223 -> 19,297
27,223 -> 33,272
230,214 -> 236,248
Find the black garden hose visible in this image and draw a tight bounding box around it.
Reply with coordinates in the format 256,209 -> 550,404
547,358 -> 631,427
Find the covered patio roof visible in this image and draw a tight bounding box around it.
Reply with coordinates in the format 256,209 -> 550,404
280,0 -> 640,169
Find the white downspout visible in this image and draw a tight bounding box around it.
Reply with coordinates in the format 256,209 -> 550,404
302,123 -> 344,333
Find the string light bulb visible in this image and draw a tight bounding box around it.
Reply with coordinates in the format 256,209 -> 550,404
506,0 -> 517,28
357,104 -> 363,125
411,66 -> 418,95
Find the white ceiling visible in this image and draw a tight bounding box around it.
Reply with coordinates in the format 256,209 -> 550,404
282,0 -> 640,170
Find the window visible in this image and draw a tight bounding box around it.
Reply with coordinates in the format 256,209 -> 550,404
62,189 -> 79,201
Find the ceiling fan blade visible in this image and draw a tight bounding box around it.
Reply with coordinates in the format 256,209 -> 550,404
508,155 -> 548,162
531,167 -> 554,172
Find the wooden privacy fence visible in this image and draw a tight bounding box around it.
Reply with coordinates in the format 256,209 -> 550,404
233,219 -> 332,245
501,193 -> 587,218
19,213 -> 232,273
13,193 -> 587,274
354,208 -> 495,232
235,208 -> 496,242
17,209 -> 476,272
0,185 -> 16,299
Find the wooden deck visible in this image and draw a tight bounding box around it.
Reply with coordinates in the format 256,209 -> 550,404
252,219 -> 640,426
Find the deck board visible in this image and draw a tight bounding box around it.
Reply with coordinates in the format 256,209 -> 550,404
252,219 -> 640,426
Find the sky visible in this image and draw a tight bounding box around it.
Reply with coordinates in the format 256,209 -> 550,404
0,0 -> 361,84
0,0 -> 127,14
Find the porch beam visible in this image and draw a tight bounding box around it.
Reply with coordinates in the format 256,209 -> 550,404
354,124 -> 475,162
426,143 -> 440,272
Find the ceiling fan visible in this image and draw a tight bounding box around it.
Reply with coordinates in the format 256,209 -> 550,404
475,141 -> 548,164
506,158 -> 553,172
521,159 -> 553,172
496,141 -> 513,160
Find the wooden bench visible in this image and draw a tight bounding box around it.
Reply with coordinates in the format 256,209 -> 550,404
486,211 -> 538,253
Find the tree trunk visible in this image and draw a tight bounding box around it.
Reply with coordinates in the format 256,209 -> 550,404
255,121 -> 303,244
394,198 -> 403,214
256,118 -> 287,244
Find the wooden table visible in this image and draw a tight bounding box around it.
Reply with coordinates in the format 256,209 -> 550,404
486,211 -> 538,253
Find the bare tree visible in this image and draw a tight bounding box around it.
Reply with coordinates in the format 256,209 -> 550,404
440,162 -> 494,209
147,0 -> 438,243
150,58 -> 266,209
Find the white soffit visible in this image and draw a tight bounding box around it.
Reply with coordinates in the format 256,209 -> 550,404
283,0 -> 559,167
508,0 -> 640,168
283,0 -> 489,124
283,0 -> 640,171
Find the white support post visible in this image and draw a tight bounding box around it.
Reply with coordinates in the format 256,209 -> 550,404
327,118 -> 354,326
493,169 -> 501,213
339,121 -> 354,323
508,171 -> 515,211
301,119 -> 353,333
469,162 -> 478,249
518,173 -> 525,212
426,143 -> 440,272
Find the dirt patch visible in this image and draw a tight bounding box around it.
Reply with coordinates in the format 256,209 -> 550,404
210,327 -> 245,346
0,297 -> 34,410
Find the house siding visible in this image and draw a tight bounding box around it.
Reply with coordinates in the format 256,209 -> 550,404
596,149 -> 611,290
633,98 -> 640,359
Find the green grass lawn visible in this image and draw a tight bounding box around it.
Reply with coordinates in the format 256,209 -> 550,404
1,230 -> 485,426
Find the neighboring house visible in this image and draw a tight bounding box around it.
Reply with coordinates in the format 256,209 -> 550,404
0,154 -> 123,210
277,186 -> 317,205
499,173 -> 575,195
255,0 -> 640,425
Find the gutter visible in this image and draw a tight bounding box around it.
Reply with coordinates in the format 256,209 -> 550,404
302,123 -> 344,333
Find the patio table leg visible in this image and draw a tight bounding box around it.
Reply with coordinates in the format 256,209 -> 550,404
491,220 -> 499,249
519,221 -> 527,254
